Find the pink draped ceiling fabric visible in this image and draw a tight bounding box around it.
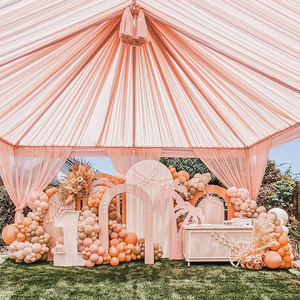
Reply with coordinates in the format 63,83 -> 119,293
1,0 -> 300,200
0,141 -> 71,222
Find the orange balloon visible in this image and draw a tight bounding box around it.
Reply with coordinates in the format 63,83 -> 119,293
178,171 -> 190,181
270,241 -> 281,251
124,232 -> 138,245
125,255 -> 132,262
279,260 -> 286,269
110,239 -> 120,247
2,224 -> 17,245
116,243 -> 125,253
285,262 -> 292,269
264,251 -> 282,269
283,254 -> 294,263
118,252 -> 126,262
277,248 -> 285,257
110,257 -> 119,266
279,235 -> 289,246
131,253 -> 137,260
127,244 -> 134,253
274,233 -> 281,239
283,244 -> 291,251
109,247 -> 119,257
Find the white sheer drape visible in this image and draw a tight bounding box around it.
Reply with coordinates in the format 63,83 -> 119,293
0,141 -> 71,222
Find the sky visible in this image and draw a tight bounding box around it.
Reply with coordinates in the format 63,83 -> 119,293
78,137 -> 300,177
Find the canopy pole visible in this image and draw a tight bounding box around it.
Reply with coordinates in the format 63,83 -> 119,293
132,46 -> 136,148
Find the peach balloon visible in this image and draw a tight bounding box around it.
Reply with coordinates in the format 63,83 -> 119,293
110,232 -> 119,239
116,243 -> 125,253
240,203 -> 249,211
127,244 -> 134,253
40,202 -> 49,210
83,238 -> 93,247
279,260 -> 286,269
33,200 -> 41,209
110,239 -> 120,247
98,246 -> 105,256
2,224 -> 17,245
16,232 -> 26,242
125,255 -> 132,262
90,253 -> 99,262
279,235 -> 289,246
285,262 -> 291,269
124,233 -> 138,245
85,259 -> 95,268
133,246 -> 141,255
178,171 -> 189,181
109,247 -> 119,257
93,239 -> 101,247
46,189 -> 55,198
283,244 -> 291,251
39,194 -> 49,202
110,257 -> 119,266
118,229 -> 127,238
270,241 -> 281,251
264,251 -> 282,269
118,252 -> 126,262
22,217 -> 32,227
114,224 -> 122,233
283,254 -> 294,263
90,244 -> 99,254
226,187 -> 238,197
277,248 -> 285,257
96,256 -> 104,265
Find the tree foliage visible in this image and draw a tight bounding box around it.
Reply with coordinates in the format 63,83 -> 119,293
257,161 -> 296,215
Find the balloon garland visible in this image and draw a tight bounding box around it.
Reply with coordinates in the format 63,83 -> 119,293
226,186 -> 267,218
3,191 -> 54,263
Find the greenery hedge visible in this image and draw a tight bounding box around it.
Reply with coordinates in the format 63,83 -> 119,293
0,186 -> 30,248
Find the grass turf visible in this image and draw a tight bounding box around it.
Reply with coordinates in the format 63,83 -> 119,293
0,258 -> 300,300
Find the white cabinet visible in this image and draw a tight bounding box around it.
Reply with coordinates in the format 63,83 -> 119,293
183,225 -> 252,266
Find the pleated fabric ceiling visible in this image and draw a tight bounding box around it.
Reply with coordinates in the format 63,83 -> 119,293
1,0 -> 300,156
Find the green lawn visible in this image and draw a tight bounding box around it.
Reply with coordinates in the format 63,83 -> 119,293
0,258 -> 299,300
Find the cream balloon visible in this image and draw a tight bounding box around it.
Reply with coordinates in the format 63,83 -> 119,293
269,208 -> 288,225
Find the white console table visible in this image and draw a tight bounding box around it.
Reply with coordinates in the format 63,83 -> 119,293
183,224 -> 253,266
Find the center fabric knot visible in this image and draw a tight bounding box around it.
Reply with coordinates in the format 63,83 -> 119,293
119,7 -> 149,46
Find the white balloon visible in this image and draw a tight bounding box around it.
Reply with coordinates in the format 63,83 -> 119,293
268,208 -> 288,225
282,225 -> 289,235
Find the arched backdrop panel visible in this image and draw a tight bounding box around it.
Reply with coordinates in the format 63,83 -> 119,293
99,183 -> 154,264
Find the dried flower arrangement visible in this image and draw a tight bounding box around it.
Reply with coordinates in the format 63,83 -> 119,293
60,160 -> 94,205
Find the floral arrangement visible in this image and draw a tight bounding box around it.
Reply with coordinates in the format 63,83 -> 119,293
241,252 -> 265,270
60,160 -> 94,205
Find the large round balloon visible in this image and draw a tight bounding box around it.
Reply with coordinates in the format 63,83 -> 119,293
2,224 -> 17,245
124,232 -> 138,245
268,208 -> 288,225
264,251 -> 282,269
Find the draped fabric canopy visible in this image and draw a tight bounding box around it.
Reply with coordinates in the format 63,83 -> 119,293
1,0 -> 299,153
0,0 -> 300,204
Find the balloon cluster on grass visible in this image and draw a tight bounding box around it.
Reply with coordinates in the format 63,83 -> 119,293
168,166 -> 211,201
2,189 -> 54,263
263,209 -> 293,269
226,187 -> 266,218
78,195 -> 163,267
240,208 -> 293,270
